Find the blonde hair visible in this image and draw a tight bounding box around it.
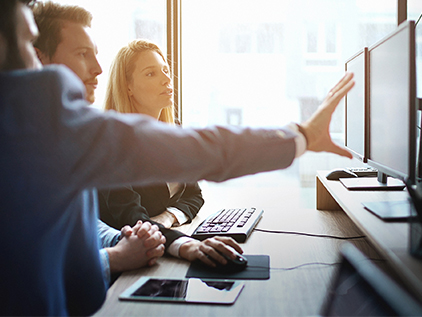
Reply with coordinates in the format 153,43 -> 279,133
105,39 -> 174,124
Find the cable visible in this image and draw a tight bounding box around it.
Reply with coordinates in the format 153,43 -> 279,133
247,258 -> 385,271
248,262 -> 340,271
253,228 -> 366,240
415,12 -> 422,28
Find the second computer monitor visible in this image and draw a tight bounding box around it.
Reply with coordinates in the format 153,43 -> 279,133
345,48 -> 368,162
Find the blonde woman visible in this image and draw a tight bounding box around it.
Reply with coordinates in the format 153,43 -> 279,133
98,39 -> 244,266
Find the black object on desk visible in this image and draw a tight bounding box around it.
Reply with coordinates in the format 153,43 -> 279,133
362,200 -> 416,221
409,209 -> 422,258
119,277 -> 244,305
326,168 -> 358,181
186,255 -> 270,280
205,251 -> 248,273
326,167 -> 378,181
191,208 -> 263,243
405,180 -> 422,258
346,166 -> 378,177
320,243 -> 422,316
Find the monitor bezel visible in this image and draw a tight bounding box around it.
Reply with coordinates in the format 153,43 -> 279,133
366,20 -> 417,185
344,47 -> 369,163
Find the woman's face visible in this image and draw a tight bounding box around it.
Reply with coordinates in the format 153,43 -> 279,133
127,50 -> 173,117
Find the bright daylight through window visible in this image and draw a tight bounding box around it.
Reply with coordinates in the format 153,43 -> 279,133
181,0 -> 399,194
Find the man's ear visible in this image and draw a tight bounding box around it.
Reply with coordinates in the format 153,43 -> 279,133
34,47 -> 50,65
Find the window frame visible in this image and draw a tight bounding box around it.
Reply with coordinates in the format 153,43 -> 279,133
167,0 -> 182,124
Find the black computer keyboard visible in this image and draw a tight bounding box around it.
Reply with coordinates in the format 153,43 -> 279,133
346,166 -> 378,177
191,207 -> 263,243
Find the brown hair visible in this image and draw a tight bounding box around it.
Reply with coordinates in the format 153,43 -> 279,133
32,1 -> 92,58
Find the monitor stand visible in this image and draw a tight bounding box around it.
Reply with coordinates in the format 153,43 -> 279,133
348,172 -> 414,221
362,200 -> 416,221
339,172 -> 405,191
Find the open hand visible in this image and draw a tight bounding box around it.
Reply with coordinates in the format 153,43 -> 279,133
300,72 -> 355,158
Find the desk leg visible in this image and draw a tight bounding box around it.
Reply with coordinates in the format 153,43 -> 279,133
316,176 -> 342,211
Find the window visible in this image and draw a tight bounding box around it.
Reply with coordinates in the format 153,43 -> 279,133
181,0 -> 397,192
219,23 -> 284,54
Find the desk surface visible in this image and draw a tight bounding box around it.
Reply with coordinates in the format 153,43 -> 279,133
94,175 -> 379,316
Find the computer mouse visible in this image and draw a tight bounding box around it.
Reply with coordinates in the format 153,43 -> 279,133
206,251 -> 248,273
326,168 -> 358,181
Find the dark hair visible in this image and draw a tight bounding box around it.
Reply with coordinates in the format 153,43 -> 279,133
0,0 -> 34,70
32,1 -> 92,59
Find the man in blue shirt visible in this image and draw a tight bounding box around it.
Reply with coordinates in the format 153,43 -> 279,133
0,1 -> 166,315
0,0 -> 354,315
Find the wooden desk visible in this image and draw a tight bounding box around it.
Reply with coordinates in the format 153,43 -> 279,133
94,175 -> 380,316
316,170 -> 422,302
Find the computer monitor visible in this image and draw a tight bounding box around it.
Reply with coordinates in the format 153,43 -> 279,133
344,48 -> 369,162
340,21 -> 417,194
342,20 -> 417,194
320,243 -> 422,316
416,15 -> 422,183
358,20 -> 418,220
367,20 -> 417,187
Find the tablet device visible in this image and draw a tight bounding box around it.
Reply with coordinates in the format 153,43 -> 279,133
119,277 -> 244,305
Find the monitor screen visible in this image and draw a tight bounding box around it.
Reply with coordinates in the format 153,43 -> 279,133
367,20 -> 417,184
345,48 -> 368,162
